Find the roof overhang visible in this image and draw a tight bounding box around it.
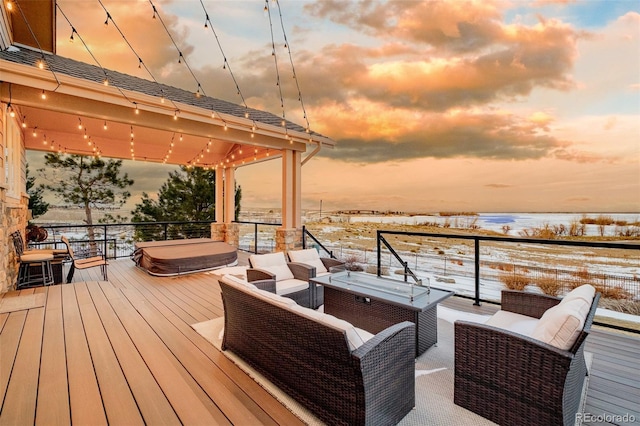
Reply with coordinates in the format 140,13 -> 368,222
0,50 -> 335,169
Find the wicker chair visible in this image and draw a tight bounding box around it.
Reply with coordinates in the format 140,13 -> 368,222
220,276 -> 416,425
287,248 -> 345,308
247,252 -> 316,308
454,290 -> 600,426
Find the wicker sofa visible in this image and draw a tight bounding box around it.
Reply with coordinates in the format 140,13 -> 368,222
219,274 -> 416,426
454,285 -> 600,426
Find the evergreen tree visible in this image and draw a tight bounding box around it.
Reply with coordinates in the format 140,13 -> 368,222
131,166 -> 241,240
26,164 -> 49,220
39,154 -> 134,244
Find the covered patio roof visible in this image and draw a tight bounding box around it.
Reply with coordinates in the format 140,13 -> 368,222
0,46 -> 335,168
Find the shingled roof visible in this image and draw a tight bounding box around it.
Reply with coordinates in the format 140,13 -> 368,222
0,46 -> 320,137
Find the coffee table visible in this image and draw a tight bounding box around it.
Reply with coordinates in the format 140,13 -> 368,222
310,271 -> 453,356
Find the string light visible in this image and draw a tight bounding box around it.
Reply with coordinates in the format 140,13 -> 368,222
78,118 -> 83,130
41,90 -> 47,100
69,27 -> 76,43
95,0 -> 179,113
32,127 -> 37,137
21,116 -> 27,128
200,0 -> 249,110
103,121 -> 108,130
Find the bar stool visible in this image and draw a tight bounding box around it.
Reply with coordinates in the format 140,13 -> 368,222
17,252 -> 55,288
10,231 -> 55,288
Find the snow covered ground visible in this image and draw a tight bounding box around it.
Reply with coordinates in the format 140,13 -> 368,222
342,212 -> 640,237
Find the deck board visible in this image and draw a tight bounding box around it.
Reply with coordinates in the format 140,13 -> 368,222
60,284 -> 108,426
74,282 -> 145,426
1,257 -> 638,425
36,286 -> 70,425
1,305 -> 44,425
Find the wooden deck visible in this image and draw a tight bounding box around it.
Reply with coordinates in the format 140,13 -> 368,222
1,255 -> 639,425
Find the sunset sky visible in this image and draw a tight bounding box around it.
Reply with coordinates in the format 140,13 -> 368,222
27,0 -> 640,213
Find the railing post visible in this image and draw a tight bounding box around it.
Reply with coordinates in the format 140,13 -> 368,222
254,223 -> 258,254
103,225 -> 108,260
376,230 -> 381,277
164,223 -> 168,240
302,225 -> 306,249
474,238 -> 481,306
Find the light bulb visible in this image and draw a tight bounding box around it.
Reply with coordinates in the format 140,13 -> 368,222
41,90 -> 47,100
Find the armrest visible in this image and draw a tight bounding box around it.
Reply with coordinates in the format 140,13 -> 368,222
321,257 -> 345,270
246,268 -> 275,282
501,290 -> 560,319
454,320 -> 572,403
251,279 -> 276,293
353,321 -> 416,419
287,262 -> 314,281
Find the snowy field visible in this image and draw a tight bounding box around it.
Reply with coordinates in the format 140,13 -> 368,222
339,212 -> 640,237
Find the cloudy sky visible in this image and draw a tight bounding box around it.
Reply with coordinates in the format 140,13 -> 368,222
28,0 -> 639,213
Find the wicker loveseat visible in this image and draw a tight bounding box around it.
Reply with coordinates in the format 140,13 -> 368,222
454,285 -> 600,426
219,274 -> 416,426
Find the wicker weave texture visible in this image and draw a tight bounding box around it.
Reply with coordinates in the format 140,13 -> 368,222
454,290 -> 600,426
324,286 -> 440,357
220,281 -> 416,425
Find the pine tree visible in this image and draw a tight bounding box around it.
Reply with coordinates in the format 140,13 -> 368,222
39,154 -> 134,244
131,166 -> 242,241
26,163 -> 49,220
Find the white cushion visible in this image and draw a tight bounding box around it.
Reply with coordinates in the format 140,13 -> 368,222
250,252 -> 294,281
288,249 -> 328,274
485,310 -> 539,337
221,274 -> 257,291
531,299 -> 587,350
222,274 -> 296,309
254,288 -> 298,308
289,305 -> 374,350
561,284 -> 595,306
276,279 -> 309,296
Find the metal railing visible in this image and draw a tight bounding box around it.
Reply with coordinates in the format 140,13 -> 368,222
32,221 -> 213,259
376,230 -> 640,306
234,220 -> 281,254
302,225 -> 337,258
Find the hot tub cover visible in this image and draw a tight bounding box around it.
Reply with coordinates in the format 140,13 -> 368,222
132,238 -> 238,276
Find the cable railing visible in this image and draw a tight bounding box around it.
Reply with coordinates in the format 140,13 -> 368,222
31,221 -> 213,259
234,220 -> 281,254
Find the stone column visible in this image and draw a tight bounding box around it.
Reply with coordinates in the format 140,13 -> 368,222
275,227 -> 303,253
210,223 -> 239,248
210,223 -> 225,242
224,223 -> 239,248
